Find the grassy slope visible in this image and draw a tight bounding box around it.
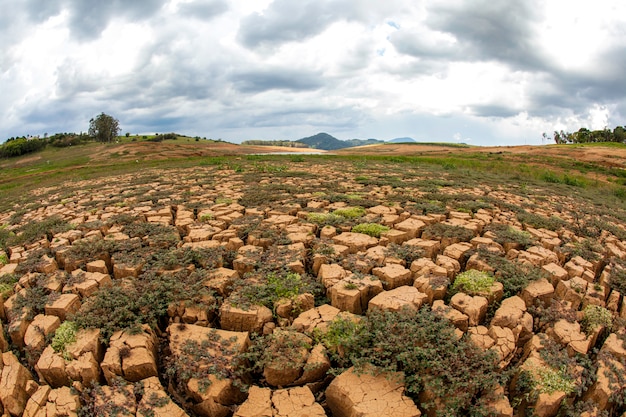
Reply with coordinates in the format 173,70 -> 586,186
0,140 -> 625,213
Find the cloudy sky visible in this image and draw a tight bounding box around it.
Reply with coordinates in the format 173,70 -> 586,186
1,0 -> 625,145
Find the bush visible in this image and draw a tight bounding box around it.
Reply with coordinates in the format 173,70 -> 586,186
351,223 -> 389,238
0,273 -> 18,298
7,216 -> 72,247
0,137 -> 46,158
517,211 -> 566,231
323,307 -> 504,416
332,207 -> 366,219
581,305 -> 612,334
410,201 -> 448,215
11,278 -> 57,321
478,248 -> 546,298
229,272 -> 321,312
51,321 -> 77,360
608,259 -> 626,295
384,243 -> 424,265
451,269 -> 495,295
561,239 -> 603,262
0,227 -> 12,250
71,285 -> 142,344
484,223 -> 534,248
164,328 -> 247,393
307,212 -> 346,227
422,223 -> 474,242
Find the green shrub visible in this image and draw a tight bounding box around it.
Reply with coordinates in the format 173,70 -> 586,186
608,260 -> 626,295
332,207 -> 366,219
320,315 -> 366,368
561,239 -> 603,262
164,328 -> 246,394
384,243 -> 424,265
422,223 -> 474,242
410,201 -> 448,215
230,272 -> 321,312
0,252 -> 7,265
453,200 -> 492,213
11,280 -> 56,321
199,213 -> 214,222
307,212 -> 345,227
0,227 -> 13,250
484,223 -> 534,248
351,223 -> 389,238
536,366 -> 577,395
0,273 -> 18,298
581,305 -> 612,334
7,216 -> 72,247
51,321 -> 78,360
451,269 -> 495,295
478,248 -> 546,298
517,211 -> 566,231
71,285 -> 142,344
323,307 -> 504,416
72,267 -> 219,344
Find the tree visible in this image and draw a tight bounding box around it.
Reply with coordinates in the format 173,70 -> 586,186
88,113 -> 120,143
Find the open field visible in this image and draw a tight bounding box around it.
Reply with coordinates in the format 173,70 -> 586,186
0,141 -> 626,416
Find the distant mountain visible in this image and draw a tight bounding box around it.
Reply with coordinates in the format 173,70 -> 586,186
295,133 -> 345,150
388,137 -> 417,143
295,133 -> 383,150
345,138 -> 384,147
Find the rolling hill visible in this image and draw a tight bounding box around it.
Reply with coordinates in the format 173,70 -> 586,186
295,133 -> 383,150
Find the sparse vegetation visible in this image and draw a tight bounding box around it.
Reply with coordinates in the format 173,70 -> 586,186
351,223 -> 389,237
51,321 -> 78,360
332,207 -> 366,219
451,269 -> 495,295
1,140 -> 626,416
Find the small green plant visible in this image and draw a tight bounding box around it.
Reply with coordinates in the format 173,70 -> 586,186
230,271 -> 321,313
7,215 -> 72,247
215,197 -> 233,205
0,252 -> 7,265
320,315 -> 366,368
608,259 -> 626,295
164,328 -> 247,394
581,305 -> 612,334
0,273 -> 17,299
516,211 -> 566,231
536,366 -> 577,395
51,321 -> 78,360
332,207 -> 366,219
307,212 -> 345,227
485,223 -> 534,248
451,269 -> 495,295
268,272 -> 302,300
422,223 -> 474,242
477,248 -> 546,298
344,282 -> 359,290
384,243 -> 424,265
351,223 -> 389,238
199,213 -> 214,222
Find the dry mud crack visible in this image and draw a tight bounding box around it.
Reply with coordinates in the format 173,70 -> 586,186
0,157 -> 625,417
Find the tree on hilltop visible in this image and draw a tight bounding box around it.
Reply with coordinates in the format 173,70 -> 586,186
88,113 -> 120,143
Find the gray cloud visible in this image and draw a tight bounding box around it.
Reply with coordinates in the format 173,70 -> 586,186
230,69 -> 324,93
469,104 -> 521,118
23,0 -> 63,23
237,0 -> 338,49
177,0 -> 228,20
23,0 -> 165,41
426,0 -> 545,71
3,0 -> 626,144
237,0 -> 404,49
